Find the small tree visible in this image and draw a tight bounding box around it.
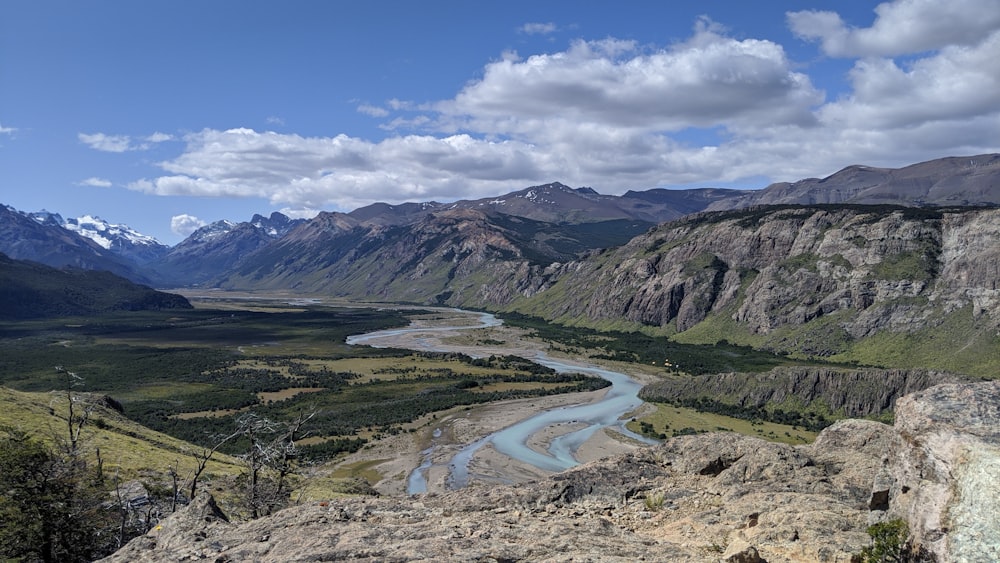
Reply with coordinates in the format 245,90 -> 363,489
53,366 -> 95,455
186,428 -> 240,502
233,411 -> 314,518
860,518 -> 909,563
0,427 -> 108,562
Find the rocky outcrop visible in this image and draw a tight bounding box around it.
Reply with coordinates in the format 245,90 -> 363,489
641,366 -> 969,418
705,154 -> 1000,211
101,381 -> 1000,562
876,380 -> 1000,561
104,418 -> 896,562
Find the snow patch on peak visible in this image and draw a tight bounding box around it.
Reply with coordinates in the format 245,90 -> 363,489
62,215 -> 162,249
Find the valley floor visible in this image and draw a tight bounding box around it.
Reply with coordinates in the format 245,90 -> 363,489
326,307 -> 654,496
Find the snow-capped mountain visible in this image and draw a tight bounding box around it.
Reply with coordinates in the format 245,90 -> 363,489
0,205 -> 152,283
183,219 -> 240,244
27,210 -> 169,264
145,212 -> 305,286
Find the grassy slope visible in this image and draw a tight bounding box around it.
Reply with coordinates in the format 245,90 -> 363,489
626,403 -> 816,445
0,386 -> 242,480
673,304 -> 999,379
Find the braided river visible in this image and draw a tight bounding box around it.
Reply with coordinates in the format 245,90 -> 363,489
347,309 -> 656,494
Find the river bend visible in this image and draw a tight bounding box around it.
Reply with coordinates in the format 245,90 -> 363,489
346,309 -> 655,493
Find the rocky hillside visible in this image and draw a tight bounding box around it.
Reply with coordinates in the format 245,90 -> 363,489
215,208 -> 652,305
509,205 -> 1000,376
146,212 -> 304,286
101,380 -> 1000,562
640,366 -> 968,419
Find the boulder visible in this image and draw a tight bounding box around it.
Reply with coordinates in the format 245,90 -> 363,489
878,380 -> 1000,561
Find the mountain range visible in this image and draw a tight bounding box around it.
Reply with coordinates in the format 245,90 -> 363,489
3,153 -> 1000,375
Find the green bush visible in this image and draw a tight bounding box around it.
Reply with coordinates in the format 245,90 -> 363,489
860,518 -> 909,563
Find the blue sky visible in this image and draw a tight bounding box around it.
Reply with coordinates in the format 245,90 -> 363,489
2,0 -> 999,244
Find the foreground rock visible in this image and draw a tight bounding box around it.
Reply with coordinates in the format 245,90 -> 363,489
102,381 -> 1000,562
877,380 -> 1000,561
102,422 -> 891,562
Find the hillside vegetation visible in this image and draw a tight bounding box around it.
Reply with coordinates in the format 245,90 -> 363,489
0,252 -> 191,319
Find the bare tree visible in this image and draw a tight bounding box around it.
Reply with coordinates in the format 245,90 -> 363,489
53,366 -> 94,455
234,411 -> 315,518
187,428 -> 240,502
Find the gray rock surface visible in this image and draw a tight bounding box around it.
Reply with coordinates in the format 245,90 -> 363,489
102,420 -> 892,563
101,381 -> 1000,562
535,207 -> 1000,354
877,380 -> 1000,562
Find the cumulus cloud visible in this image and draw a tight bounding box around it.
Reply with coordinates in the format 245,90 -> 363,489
441,25 -> 821,137
78,177 -> 113,188
129,128 -> 550,209
118,4 -> 1000,210
170,214 -> 207,236
145,132 -> 174,143
278,207 -> 322,220
788,0 -> 1000,57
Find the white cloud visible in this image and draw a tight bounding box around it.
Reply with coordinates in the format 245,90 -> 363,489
170,214 -> 207,236
519,22 -> 557,35
0,122 -> 16,135
441,26 -> 821,136
78,177 -> 112,188
266,116 -> 286,126
129,128 -> 549,209
278,207 -> 322,220
79,132 -> 133,153
117,8 -> 1000,210
145,132 -> 174,143
79,131 -> 172,152
788,0 -> 1000,57
357,104 -> 389,117
820,30 -> 1000,130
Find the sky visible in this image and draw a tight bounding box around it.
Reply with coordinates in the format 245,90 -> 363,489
2,0 -> 999,245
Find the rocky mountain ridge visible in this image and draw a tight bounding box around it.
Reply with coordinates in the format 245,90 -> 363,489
640,365 -> 969,419
146,211 -> 306,286
508,205 -> 1000,376
101,380 -> 1000,562
0,204 -> 152,283
27,210 -> 169,264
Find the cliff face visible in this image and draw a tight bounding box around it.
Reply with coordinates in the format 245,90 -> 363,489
640,366 -> 967,418
101,381 -> 1000,563
513,206 -> 1000,369
877,380 -> 1000,561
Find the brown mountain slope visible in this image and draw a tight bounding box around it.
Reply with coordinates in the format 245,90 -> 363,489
706,153 -> 1000,210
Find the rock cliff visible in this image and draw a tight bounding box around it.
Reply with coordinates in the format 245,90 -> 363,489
528,206 -> 1000,333
640,366 -> 968,418
100,381 -> 1000,562
514,205 -> 1000,375
876,381 -> 1000,561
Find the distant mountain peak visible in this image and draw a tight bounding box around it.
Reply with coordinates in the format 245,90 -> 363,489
19,209 -> 168,264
